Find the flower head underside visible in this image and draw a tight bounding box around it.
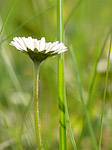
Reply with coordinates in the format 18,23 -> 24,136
10,37 -> 68,63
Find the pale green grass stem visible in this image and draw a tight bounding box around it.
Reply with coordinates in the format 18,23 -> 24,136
57,0 -> 67,149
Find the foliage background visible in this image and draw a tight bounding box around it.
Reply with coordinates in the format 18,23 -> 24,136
0,0 -> 112,150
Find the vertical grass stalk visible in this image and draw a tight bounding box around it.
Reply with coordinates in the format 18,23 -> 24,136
33,63 -> 42,149
57,0 -> 67,150
98,35 -> 112,150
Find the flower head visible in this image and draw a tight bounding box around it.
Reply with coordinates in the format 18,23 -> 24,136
10,37 -> 68,63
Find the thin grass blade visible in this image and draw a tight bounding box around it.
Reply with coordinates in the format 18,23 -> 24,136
87,31 -> 111,109
77,30 -> 111,147
0,3 -> 56,46
18,93 -> 33,147
1,47 -> 26,105
64,0 -> 84,27
70,46 -> 98,150
0,0 -> 17,36
65,95 -> 77,150
98,35 -> 112,150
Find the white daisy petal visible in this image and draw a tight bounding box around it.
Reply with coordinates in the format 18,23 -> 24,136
27,37 -> 34,50
39,37 -> 45,51
21,37 -> 29,50
45,42 -> 51,50
33,39 -> 39,50
15,37 -> 27,51
51,43 -> 64,54
50,42 -> 60,51
19,37 -> 27,51
13,37 -> 24,50
10,41 -> 23,50
45,42 -> 58,53
57,48 -> 67,54
50,41 -> 59,51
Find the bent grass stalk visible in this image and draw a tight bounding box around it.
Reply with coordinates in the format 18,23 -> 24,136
98,35 -> 112,150
57,0 -> 67,150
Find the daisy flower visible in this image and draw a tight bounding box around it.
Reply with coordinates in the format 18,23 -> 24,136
9,36 -> 68,149
10,36 -> 68,63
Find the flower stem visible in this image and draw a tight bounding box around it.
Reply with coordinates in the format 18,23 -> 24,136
33,62 -> 42,149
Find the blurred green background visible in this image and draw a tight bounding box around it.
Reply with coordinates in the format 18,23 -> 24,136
0,0 -> 112,150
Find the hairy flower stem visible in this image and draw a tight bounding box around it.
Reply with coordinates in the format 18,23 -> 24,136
33,62 -> 42,149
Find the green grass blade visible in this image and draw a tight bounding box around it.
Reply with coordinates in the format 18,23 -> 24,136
87,31 -> 111,109
64,6 -> 85,148
77,31 -> 111,148
57,0 -> 67,150
65,95 -> 77,150
0,0 -> 17,36
18,93 -> 33,147
98,35 -> 112,150
0,3 -> 56,46
70,47 -> 98,150
1,47 -> 26,105
77,124 -> 85,148
64,0 -> 84,27
0,104 -> 10,129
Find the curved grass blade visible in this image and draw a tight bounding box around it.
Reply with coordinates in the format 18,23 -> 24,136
98,35 -> 112,150
70,46 -> 98,150
0,0 -> 17,36
0,3 -> 56,46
